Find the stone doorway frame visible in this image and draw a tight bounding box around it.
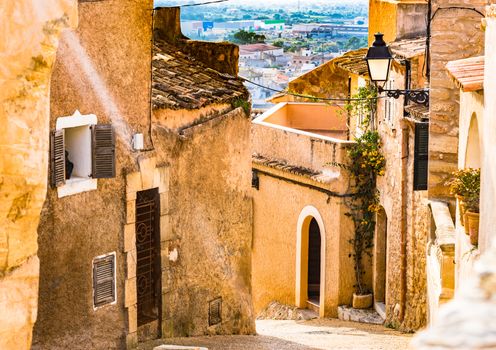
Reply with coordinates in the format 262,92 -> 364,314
123,157 -> 170,349
295,205 -> 326,317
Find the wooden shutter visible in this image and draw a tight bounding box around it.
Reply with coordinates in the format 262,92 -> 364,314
414,122 -> 429,191
93,254 -> 116,307
50,129 -> 66,188
91,124 -> 116,178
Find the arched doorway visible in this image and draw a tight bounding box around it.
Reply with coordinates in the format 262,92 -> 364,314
465,113 -> 481,168
307,218 -> 321,306
373,207 -> 387,316
296,206 -> 326,317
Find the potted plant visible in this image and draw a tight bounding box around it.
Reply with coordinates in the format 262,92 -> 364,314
463,170 -> 480,246
447,168 -> 480,232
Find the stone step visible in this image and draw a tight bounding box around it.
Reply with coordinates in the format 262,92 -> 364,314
306,300 -> 320,314
374,302 -> 386,320
338,305 -> 385,325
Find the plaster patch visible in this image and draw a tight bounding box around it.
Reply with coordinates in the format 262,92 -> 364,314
168,248 -> 178,262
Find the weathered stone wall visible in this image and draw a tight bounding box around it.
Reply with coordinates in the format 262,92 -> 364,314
33,0 -> 153,348
396,3 -> 428,40
287,64 -> 350,101
376,63 -> 429,331
153,107 -> 255,337
369,1 -> 427,45
0,1 -> 77,349
153,7 -> 240,76
428,0 -> 485,199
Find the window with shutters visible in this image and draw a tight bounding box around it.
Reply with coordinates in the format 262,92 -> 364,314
93,252 -> 117,309
384,78 -> 396,128
51,111 -> 115,198
414,122 -> 429,191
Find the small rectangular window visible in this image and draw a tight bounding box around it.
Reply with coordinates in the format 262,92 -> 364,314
385,79 -> 396,127
414,122 -> 429,191
93,253 -> 116,308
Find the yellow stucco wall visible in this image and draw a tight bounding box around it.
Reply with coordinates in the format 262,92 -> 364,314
251,172 -> 355,318
369,0 -> 397,45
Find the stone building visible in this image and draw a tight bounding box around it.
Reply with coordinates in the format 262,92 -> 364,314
256,0 -> 485,333
33,4 -> 254,349
0,1 -> 77,349
251,102 -> 357,318
412,5 -> 496,348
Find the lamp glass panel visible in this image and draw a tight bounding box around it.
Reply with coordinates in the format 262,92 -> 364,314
367,58 -> 391,82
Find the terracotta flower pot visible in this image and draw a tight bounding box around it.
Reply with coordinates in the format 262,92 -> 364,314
352,293 -> 373,309
464,211 -> 479,246
456,195 -> 467,227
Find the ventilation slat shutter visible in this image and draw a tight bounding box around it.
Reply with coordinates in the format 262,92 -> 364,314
93,255 -> 115,307
92,124 -> 116,179
50,130 -> 66,188
414,122 -> 429,191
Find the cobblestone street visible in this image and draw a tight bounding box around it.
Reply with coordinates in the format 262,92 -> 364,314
140,319 -> 413,350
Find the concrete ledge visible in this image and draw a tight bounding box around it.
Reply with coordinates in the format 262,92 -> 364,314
429,200 -> 456,249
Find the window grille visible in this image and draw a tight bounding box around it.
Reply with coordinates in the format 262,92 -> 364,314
209,297 -> 222,326
93,253 -> 116,308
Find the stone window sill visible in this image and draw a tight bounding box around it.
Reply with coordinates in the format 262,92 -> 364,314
58,177 -> 97,198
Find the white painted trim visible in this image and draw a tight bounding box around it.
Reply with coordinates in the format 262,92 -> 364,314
56,111 -> 99,198
58,178 -> 97,198
92,251 -> 117,311
295,205 -> 326,317
56,110 -> 97,130
252,103 -> 355,145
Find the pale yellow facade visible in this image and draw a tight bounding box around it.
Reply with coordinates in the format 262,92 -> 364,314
251,103 -> 360,318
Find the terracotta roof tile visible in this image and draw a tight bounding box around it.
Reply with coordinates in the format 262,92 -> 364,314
333,48 -> 369,76
152,39 -> 249,110
252,154 -> 340,184
390,37 -> 426,59
446,56 -> 484,92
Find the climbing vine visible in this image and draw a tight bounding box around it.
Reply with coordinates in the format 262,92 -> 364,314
333,85 -> 385,295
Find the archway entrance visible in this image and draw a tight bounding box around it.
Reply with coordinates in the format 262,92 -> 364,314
307,218 -> 321,307
373,207 -> 387,318
296,206 -> 326,317
465,113 -> 481,168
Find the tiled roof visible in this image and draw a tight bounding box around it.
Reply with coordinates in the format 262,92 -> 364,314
252,154 -> 339,184
152,39 -> 248,110
390,37 -> 427,59
333,48 -> 369,76
446,56 -> 484,92
239,44 -> 281,54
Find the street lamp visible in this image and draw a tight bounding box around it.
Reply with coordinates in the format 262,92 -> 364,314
365,33 -> 393,85
365,33 -> 429,106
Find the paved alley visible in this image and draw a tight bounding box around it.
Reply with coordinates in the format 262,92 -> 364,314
140,319 -> 412,350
